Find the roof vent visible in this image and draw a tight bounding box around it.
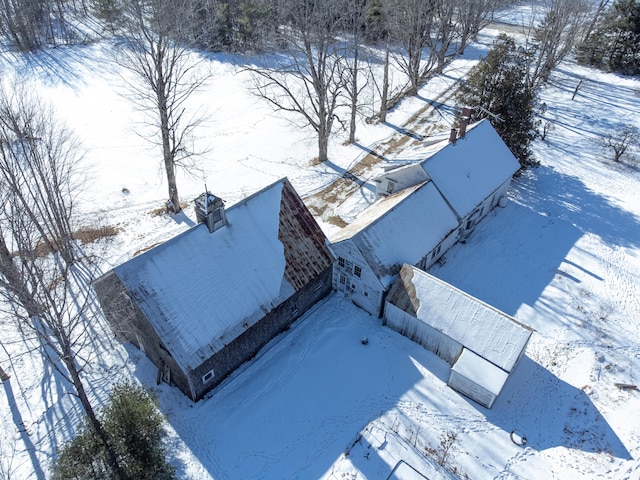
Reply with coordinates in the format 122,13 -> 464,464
194,192 -> 226,233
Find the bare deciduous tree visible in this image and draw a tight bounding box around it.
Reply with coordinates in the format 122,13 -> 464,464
525,0 -> 591,89
456,0 -> 515,54
342,0 -> 369,143
248,0 -> 346,162
601,124 -> 639,163
116,0 -> 208,213
0,85 -> 127,479
386,0 -> 438,96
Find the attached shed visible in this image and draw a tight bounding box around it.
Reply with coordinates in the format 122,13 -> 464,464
374,119 -> 520,238
94,178 -> 334,401
330,181 -> 459,316
384,264 -> 533,408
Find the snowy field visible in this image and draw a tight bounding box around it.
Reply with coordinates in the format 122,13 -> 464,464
1,9 -> 640,480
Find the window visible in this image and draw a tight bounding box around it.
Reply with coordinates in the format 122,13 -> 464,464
353,265 -> 362,278
338,256 -> 345,268
339,274 -> 346,285
386,180 -> 395,194
202,369 -> 215,384
432,244 -> 442,259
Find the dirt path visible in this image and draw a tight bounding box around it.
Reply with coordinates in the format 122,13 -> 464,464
304,78 -> 461,226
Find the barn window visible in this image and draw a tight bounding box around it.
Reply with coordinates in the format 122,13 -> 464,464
338,256 -> 345,268
339,274 -> 346,285
353,265 -> 362,278
202,369 -> 215,384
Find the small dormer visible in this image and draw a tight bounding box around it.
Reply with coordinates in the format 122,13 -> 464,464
194,192 -> 226,233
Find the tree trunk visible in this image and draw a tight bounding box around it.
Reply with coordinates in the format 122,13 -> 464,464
63,350 -> 128,480
0,364 -> 9,381
380,44 -> 390,123
318,130 -> 329,163
0,235 -> 41,318
155,50 -> 181,214
348,47 -> 359,144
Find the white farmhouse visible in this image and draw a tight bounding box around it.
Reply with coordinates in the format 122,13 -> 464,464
374,119 -> 520,239
332,119 -> 521,316
384,264 -> 533,408
330,181 -> 459,316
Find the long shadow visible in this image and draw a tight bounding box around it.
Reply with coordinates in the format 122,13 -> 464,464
485,356 -> 630,458
433,166 -> 640,317
516,166 -> 640,249
154,297 -> 429,479
322,158 -> 373,190
2,379 -> 46,480
10,44 -> 99,89
383,121 -> 425,141
353,142 -> 389,163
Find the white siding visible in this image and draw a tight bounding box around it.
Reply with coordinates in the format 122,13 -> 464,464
383,303 -> 463,364
448,370 -> 497,409
332,241 -> 385,316
448,348 -> 510,409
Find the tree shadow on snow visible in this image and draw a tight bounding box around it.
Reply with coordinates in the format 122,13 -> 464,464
154,297 -> 433,480
514,166 -> 640,250
484,356 -> 631,459
432,165 -> 640,318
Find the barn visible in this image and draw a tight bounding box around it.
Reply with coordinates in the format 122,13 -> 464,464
330,181 -> 459,316
383,264 -> 533,408
374,119 -> 521,239
93,178 -> 334,401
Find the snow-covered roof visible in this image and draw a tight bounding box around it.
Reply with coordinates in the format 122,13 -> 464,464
330,182 -> 459,287
451,348 -> 509,396
386,264 -> 533,372
392,119 -> 520,218
113,178 -> 332,372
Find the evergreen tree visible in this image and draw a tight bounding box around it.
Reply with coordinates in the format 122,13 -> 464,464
577,0 -> 640,75
457,34 -> 538,168
53,382 -> 175,480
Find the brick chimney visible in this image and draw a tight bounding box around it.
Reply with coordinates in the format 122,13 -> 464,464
459,118 -> 468,138
449,128 -> 457,144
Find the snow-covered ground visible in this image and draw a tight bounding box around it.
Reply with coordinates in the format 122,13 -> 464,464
1,9 -> 640,480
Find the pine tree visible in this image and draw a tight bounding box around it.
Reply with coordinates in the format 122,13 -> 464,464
53,382 -> 176,480
577,0 -> 640,75
457,34 -> 538,168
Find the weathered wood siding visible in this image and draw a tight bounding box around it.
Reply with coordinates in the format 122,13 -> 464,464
190,266 -> 333,400
383,302 -> 463,364
93,271 -> 193,398
448,370 -> 497,409
332,240 -> 385,316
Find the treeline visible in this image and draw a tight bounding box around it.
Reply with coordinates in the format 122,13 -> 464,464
577,0 -> 640,76
0,0 -> 512,54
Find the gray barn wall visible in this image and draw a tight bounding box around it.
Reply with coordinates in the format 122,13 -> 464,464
93,272 -> 193,398
96,267 -> 333,402
383,302 -> 463,365
190,266 -> 333,401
